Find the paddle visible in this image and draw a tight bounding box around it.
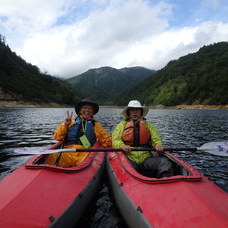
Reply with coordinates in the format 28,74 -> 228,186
14,141 -> 228,156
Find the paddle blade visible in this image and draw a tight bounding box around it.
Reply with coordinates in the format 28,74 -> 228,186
14,148 -> 76,154
198,141 -> 228,156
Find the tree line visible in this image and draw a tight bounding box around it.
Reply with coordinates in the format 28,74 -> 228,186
0,34 -> 81,105
1,32 -> 227,106
0,34 -> 6,45
114,42 -> 228,106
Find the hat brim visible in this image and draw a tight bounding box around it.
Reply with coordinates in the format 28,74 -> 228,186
121,106 -> 149,118
75,101 -> 99,115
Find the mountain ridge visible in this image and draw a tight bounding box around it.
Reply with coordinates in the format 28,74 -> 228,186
114,42 -> 228,106
66,66 -> 155,104
0,41 -> 81,105
0,37 -> 227,108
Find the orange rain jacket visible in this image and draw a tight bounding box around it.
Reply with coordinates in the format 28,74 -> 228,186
45,119 -> 112,167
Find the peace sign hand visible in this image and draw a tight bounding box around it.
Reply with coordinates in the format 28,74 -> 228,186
64,111 -> 73,127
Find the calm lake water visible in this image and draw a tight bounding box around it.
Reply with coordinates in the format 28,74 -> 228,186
0,107 -> 228,226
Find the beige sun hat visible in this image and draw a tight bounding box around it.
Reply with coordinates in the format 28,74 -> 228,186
121,100 -> 149,118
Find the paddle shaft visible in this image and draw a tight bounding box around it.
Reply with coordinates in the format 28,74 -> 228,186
14,141 -> 228,156
46,147 -> 198,152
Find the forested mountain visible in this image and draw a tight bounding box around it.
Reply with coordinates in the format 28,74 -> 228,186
0,39 -> 81,105
114,42 -> 228,106
66,66 -> 155,104
1,34 -> 227,107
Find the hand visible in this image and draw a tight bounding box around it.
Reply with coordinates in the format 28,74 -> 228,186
155,145 -> 164,153
64,111 -> 73,127
122,145 -> 131,154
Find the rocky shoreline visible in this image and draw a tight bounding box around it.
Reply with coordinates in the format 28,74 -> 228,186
0,100 -> 228,110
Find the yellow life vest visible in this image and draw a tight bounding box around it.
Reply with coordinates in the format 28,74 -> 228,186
122,120 -> 151,146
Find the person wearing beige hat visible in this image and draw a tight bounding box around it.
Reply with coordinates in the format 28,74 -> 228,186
112,100 -> 173,178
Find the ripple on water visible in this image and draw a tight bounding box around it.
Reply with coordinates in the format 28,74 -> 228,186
0,107 -> 228,226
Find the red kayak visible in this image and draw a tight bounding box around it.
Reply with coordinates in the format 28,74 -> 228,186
106,151 -> 228,228
0,142 -> 105,228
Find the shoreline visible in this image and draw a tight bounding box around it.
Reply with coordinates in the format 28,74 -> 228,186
0,101 -> 65,108
149,104 -> 228,110
0,101 -> 228,110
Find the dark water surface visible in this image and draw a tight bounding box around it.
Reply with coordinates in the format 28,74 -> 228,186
0,107 -> 228,226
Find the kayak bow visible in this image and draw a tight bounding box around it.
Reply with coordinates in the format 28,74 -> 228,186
0,142 -> 105,228
106,151 -> 228,228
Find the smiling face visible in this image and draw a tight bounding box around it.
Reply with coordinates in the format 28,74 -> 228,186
128,108 -> 143,121
79,104 -> 94,120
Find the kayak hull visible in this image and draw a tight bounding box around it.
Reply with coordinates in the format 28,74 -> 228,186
106,151 -> 228,228
0,142 -> 105,228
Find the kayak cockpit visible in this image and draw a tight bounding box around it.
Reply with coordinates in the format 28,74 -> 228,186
24,141 -> 100,172
112,151 -> 202,183
24,152 -> 96,172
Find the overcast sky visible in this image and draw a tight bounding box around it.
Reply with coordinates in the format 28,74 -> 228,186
0,0 -> 228,78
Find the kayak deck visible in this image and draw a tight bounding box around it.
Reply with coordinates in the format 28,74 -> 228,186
106,151 -> 228,228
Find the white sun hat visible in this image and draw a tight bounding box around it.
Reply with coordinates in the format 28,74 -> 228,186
121,100 -> 149,118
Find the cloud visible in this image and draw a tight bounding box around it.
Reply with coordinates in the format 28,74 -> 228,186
122,21 -> 228,70
0,0 -> 75,43
16,0 -> 173,77
1,0 -> 228,78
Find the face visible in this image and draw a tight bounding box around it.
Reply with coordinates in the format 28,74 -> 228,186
79,104 -> 94,120
128,108 -> 142,121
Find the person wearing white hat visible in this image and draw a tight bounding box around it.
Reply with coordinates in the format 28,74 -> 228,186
112,100 -> 173,178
